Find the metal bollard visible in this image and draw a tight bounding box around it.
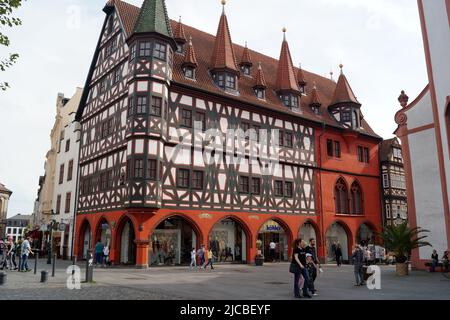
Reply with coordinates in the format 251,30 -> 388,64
52,253 -> 56,277
0,272 -> 6,285
40,270 -> 48,283
34,252 -> 39,275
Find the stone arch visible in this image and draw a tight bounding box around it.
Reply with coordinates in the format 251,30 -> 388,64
356,221 -> 378,246
115,215 -> 137,265
148,213 -> 204,266
207,215 -> 252,263
298,219 -> 321,246
325,220 -> 352,263
77,218 -> 92,260
256,216 -> 293,262
94,216 -> 112,248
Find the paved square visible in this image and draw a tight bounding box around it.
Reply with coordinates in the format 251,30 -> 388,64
1,259 -> 449,300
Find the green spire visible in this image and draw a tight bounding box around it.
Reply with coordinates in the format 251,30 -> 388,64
133,0 -> 173,38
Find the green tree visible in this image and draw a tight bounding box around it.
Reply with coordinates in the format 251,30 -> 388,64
380,222 -> 431,263
0,0 -> 24,91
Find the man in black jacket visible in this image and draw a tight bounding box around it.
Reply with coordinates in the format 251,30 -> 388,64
352,245 -> 365,286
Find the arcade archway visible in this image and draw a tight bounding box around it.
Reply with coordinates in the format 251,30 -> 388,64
208,217 -> 249,263
356,223 -> 375,247
298,221 -> 318,244
257,219 -> 290,262
79,220 -> 91,260
149,215 -> 200,266
95,218 -> 111,248
116,217 -> 136,265
326,222 -> 349,263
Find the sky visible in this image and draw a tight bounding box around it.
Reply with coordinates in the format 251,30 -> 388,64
0,0 -> 428,217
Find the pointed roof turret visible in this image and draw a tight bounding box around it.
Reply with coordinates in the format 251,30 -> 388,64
309,83 -> 322,107
240,42 -> 253,67
133,0 -> 174,40
182,36 -> 198,68
275,28 -> 300,93
210,0 -> 239,73
330,64 -> 360,105
174,16 -> 187,44
297,63 -> 307,87
253,62 -> 267,89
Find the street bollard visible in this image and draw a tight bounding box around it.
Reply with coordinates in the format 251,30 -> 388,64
0,272 -> 6,285
85,250 -> 94,283
40,270 -> 48,283
34,252 -> 39,275
52,253 -> 56,277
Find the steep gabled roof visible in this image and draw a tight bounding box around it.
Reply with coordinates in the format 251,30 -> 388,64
133,0 -> 173,38
210,10 -> 239,72
330,66 -> 360,105
173,17 -> 187,43
182,37 -> 198,67
275,33 -> 300,93
78,1 -> 380,140
240,43 -> 253,67
309,84 -> 322,106
254,62 -> 267,89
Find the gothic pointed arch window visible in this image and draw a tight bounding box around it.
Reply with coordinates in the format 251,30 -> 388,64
334,178 -> 348,214
350,181 -> 363,215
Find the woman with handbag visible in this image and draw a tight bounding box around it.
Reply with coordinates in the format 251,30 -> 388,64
290,239 -> 312,299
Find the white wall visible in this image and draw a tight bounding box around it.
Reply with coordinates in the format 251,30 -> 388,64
408,128 -> 448,259
423,0 -> 450,220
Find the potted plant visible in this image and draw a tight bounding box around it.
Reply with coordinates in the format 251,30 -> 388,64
380,222 -> 431,276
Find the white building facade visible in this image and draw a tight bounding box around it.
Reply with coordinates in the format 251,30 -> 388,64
51,88 -> 82,259
395,0 -> 450,269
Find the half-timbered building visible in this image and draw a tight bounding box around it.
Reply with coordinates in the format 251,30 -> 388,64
74,0 -> 383,267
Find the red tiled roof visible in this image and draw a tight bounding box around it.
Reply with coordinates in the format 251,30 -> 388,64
173,18 -> 187,43
275,38 -> 300,93
240,43 -> 252,66
309,85 -> 322,106
210,12 -> 239,72
254,62 -> 267,89
330,68 -> 360,105
182,37 -> 198,67
111,1 -> 380,139
297,66 -> 307,86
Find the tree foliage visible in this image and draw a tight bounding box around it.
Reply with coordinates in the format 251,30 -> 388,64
0,0 -> 24,90
380,222 -> 431,263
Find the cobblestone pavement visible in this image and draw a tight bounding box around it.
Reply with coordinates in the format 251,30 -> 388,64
0,259 -> 449,300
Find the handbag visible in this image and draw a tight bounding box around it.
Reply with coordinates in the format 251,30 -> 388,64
289,262 -> 300,274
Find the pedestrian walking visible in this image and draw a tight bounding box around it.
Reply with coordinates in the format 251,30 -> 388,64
94,240 -> 104,267
352,245 -> 365,286
290,239 -> 312,299
430,250 -> 439,272
204,249 -> 216,270
269,241 -> 277,262
198,245 -> 206,267
335,243 -> 343,267
20,237 -> 34,272
190,248 -> 197,270
102,244 -> 110,268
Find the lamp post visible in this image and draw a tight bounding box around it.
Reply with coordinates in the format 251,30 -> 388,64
47,216 -> 56,265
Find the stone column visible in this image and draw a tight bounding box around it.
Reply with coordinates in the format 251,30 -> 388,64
135,240 -> 150,269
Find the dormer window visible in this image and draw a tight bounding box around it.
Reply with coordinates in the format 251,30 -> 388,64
352,110 -> 360,128
176,43 -> 184,54
184,67 -> 195,80
281,93 -> 299,108
311,106 -> 320,115
255,88 -> 265,100
299,85 -> 306,95
241,65 -> 251,76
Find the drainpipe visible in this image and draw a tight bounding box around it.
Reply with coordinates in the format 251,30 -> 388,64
318,123 -> 326,263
